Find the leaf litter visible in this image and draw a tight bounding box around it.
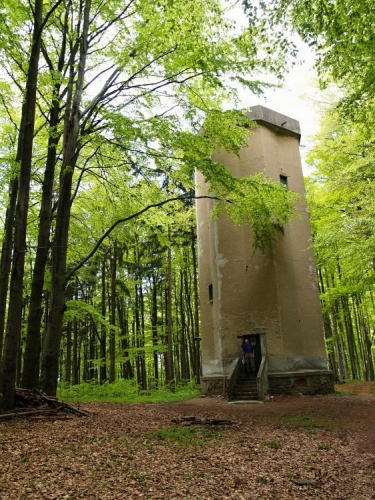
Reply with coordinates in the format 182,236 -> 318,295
0,384 -> 374,499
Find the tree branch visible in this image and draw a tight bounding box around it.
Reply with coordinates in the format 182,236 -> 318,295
66,195 -> 224,282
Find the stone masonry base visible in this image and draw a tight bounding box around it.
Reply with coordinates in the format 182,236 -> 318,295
201,376 -> 228,397
201,370 -> 335,399
268,370 -> 334,395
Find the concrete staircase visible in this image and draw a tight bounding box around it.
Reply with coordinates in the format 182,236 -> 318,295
231,375 -> 258,401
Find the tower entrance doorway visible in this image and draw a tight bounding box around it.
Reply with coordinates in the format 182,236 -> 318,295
239,334 -> 261,376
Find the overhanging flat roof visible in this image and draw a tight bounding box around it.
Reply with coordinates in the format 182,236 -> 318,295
245,105 -> 301,141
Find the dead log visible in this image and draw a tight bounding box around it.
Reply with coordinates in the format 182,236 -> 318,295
171,416 -> 235,426
0,388 -> 91,419
0,409 -> 59,421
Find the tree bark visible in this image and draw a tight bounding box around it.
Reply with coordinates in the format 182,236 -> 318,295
151,274 -> 159,387
109,245 -> 116,383
0,179 -> 18,362
165,227 -> 174,386
21,11 -> 68,389
40,0 -> 91,395
21,91 -> 63,390
100,257 -> 107,383
190,226 -> 200,383
1,0 -> 44,410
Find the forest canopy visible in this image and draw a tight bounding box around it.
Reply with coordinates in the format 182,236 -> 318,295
244,0 -> 375,381
0,0 -> 300,410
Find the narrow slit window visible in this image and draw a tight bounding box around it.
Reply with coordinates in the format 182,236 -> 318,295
208,284 -> 213,301
280,174 -> 288,186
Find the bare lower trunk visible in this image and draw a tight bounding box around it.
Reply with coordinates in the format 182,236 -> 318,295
21,98 -> 62,389
165,228 -> 174,386
40,0 -> 91,396
1,0 -> 43,410
0,179 -> 18,361
109,245 -> 116,383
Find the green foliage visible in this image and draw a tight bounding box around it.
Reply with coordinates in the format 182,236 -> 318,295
264,439 -> 282,449
58,379 -> 201,403
146,424 -> 225,449
283,414 -> 334,431
64,300 -> 119,334
0,0 -> 306,398
203,110 -> 252,154
248,0 -> 375,119
306,107 -> 375,295
317,443 -> 331,451
304,104 -> 375,381
213,173 -> 300,252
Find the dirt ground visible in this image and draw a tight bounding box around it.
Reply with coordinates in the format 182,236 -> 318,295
1,382 -> 374,500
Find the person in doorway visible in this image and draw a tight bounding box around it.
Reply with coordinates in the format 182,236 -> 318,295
242,338 -> 254,375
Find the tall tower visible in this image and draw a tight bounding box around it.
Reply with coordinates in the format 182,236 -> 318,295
195,105 -> 334,397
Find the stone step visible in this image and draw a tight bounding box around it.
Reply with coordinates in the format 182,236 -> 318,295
233,388 -> 258,396
236,379 -> 257,386
232,380 -> 258,400
235,384 -> 257,390
232,393 -> 258,401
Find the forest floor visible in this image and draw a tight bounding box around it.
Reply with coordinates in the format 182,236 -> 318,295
1,381 -> 374,500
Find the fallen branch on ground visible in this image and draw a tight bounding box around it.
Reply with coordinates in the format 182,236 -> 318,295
171,415 -> 235,426
0,388 -> 90,420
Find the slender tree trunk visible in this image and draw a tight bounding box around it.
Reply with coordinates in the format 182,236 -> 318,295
1,0 -> 44,410
0,179 -> 18,362
100,257 -> 107,383
317,268 -> 337,377
165,228 -> 174,386
151,274 -> 159,387
118,298 -> 133,380
354,295 -> 374,380
179,270 -> 189,380
191,226 -> 200,383
65,321 -> 72,384
140,279 -> 147,390
341,296 -> 359,379
109,245 -> 116,383
72,319 -> 79,385
332,303 -> 348,381
89,323 -> 96,381
134,280 -> 146,390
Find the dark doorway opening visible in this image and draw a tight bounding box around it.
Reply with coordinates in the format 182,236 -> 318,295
241,334 -> 261,376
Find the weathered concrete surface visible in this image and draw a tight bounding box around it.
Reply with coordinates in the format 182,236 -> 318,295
196,105 -> 334,396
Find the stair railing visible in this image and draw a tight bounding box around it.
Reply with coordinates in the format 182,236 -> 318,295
256,354 -> 269,401
227,358 -> 241,400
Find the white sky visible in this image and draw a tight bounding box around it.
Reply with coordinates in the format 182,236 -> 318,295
239,45 -> 323,175
227,3 -> 324,174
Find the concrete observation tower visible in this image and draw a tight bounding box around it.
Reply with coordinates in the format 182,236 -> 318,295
195,105 -> 334,399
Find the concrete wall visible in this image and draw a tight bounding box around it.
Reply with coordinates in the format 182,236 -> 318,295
196,106 -> 331,390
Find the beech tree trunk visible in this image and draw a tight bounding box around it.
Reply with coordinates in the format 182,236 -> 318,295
0,179 -> 18,361
100,258 -> 107,384
109,245 -> 117,383
1,0 -> 44,410
165,228 -> 174,386
190,226 -> 201,383
151,274 -> 159,386
40,0 -> 91,395
21,79 -> 64,389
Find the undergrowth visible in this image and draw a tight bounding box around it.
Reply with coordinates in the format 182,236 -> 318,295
283,414 -> 334,431
146,424 -> 225,449
57,379 -> 201,404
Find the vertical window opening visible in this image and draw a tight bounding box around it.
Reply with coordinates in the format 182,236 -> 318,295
280,174 -> 288,186
208,284 -> 213,301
